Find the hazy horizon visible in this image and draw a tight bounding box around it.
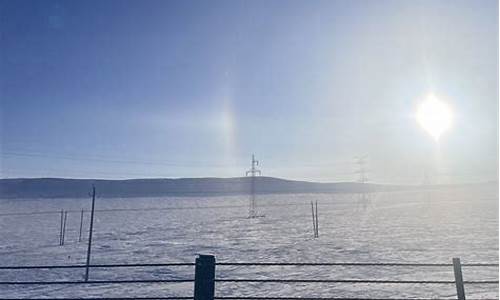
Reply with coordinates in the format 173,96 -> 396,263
1,0 -> 498,184
1,175 -> 498,186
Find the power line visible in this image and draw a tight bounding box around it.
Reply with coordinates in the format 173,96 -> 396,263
1,151 -> 242,168
0,167 -> 178,179
2,150 -> 358,169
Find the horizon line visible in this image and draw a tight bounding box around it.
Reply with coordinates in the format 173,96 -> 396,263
0,176 -> 497,187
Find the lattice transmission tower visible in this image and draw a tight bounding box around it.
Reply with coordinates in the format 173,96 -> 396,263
354,155 -> 369,184
246,154 -> 262,218
354,155 -> 370,206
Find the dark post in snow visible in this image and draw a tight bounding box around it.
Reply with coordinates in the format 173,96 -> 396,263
311,201 -> 316,238
61,211 -> 68,245
311,201 -> 319,238
78,209 -> 84,242
315,201 -> 319,238
453,257 -> 466,300
194,255 -> 216,300
84,186 -> 96,282
59,209 -> 64,246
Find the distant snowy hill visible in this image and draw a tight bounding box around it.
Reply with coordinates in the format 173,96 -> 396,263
0,177 -> 409,198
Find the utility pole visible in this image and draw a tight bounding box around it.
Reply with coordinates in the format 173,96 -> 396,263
85,185 -> 96,282
59,209 -> 64,246
78,209 -> 84,242
61,211 -> 67,245
246,154 -> 261,218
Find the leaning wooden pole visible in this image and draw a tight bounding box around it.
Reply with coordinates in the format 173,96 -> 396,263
453,258 -> 466,300
85,186 -> 96,282
61,210 -> 68,245
315,201 -> 319,238
311,201 -> 316,238
59,209 -> 64,246
78,209 -> 84,242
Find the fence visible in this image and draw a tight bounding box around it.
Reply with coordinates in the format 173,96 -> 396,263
0,255 -> 498,300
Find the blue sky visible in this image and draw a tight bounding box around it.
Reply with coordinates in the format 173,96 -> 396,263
1,0 -> 498,183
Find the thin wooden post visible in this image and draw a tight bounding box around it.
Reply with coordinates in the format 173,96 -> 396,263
453,257 -> 466,300
194,255 -> 216,300
61,211 -> 68,245
311,201 -> 316,238
78,209 -> 84,242
59,209 -> 64,246
315,201 -> 319,238
85,186 -> 96,282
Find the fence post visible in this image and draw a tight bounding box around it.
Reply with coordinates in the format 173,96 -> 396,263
194,255 -> 216,300
78,209 -> 84,242
62,210 -> 68,245
453,257 -> 466,300
85,186 -> 96,282
59,209 -> 64,246
315,201 -> 319,238
311,201 -> 316,238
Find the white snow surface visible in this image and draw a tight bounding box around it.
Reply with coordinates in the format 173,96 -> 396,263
0,184 -> 498,299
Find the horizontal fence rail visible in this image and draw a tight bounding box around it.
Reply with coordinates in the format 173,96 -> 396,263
2,298 -> 499,300
0,262 -> 195,269
0,255 -> 498,300
2,298 -> 500,300
214,279 -> 497,284
217,262 -> 500,267
1,262 -> 497,270
212,298 -> 500,300
2,279 -> 497,285
3,298 -> 498,300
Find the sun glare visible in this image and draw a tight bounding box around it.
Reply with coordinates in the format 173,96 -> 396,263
416,95 -> 453,141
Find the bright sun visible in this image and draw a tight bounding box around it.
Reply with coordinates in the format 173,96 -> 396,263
416,94 -> 453,141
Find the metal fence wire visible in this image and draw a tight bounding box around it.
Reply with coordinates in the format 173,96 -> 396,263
0,255 -> 497,300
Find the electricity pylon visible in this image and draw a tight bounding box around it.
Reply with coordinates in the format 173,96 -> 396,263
246,154 -> 261,218
354,155 -> 370,209
354,155 -> 368,184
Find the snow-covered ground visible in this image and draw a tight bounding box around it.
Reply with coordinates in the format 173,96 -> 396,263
0,184 -> 498,299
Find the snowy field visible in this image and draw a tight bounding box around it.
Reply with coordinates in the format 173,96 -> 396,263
0,184 -> 498,299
